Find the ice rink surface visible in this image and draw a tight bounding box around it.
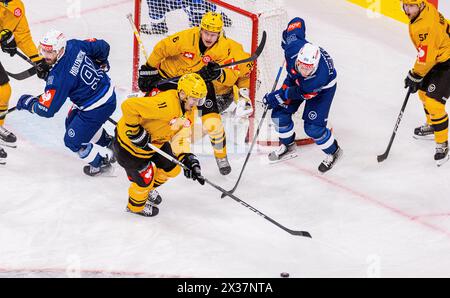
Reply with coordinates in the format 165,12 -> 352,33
1,0 -> 450,277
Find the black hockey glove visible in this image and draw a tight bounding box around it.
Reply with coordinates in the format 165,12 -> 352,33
198,62 -> 222,82
127,126 -> 151,150
138,64 -> 161,92
404,70 -> 423,94
35,59 -> 51,80
0,29 -> 17,57
179,153 -> 205,185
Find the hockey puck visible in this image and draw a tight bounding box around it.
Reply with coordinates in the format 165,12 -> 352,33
280,272 -> 289,278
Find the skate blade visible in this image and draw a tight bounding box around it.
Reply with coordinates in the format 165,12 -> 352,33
436,155 -> 450,167
269,152 -> 298,164
0,140 -> 16,148
413,135 -> 434,141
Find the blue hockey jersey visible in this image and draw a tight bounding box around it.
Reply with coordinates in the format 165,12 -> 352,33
34,39 -> 112,118
280,18 -> 337,101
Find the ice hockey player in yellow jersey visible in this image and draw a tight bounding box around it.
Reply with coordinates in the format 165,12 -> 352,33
112,73 -> 207,217
138,11 -> 241,176
214,38 -> 254,119
402,0 -> 450,166
0,0 -> 50,164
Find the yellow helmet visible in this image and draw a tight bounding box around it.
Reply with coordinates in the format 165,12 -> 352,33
401,0 -> 424,5
177,73 -> 208,99
200,12 -> 223,33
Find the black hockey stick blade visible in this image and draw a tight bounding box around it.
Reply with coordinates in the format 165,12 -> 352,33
6,66 -> 36,80
156,31 -> 267,88
205,178 -> 311,238
377,152 -> 388,163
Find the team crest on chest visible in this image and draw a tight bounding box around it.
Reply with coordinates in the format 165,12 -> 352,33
202,55 -> 212,64
14,8 -> 22,17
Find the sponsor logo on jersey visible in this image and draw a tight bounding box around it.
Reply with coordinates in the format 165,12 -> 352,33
14,8 -> 22,17
183,52 -> 195,60
140,164 -> 154,185
287,21 -> 302,32
85,38 -> 97,42
202,55 -> 212,64
39,89 -> 56,108
183,119 -> 192,128
417,45 -> 428,63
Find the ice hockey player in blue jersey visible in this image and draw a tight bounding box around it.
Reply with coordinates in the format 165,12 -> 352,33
16,30 -> 117,176
263,18 -> 342,173
141,0 -> 231,35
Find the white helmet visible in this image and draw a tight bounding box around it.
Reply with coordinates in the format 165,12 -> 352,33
296,43 -> 321,76
39,29 -> 67,61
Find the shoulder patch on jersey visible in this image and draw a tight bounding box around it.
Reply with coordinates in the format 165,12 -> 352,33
417,44 -> 428,63
39,89 -> 56,108
14,7 -> 22,17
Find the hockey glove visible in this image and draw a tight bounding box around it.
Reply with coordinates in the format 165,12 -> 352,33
263,89 -> 290,109
126,126 -> 151,150
138,64 -> 161,92
35,59 -> 51,80
16,94 -> 38,113
404,70 -> 423,94
179,153 -> 205,185
0,29 -> 17,57
198,62 -> 222,82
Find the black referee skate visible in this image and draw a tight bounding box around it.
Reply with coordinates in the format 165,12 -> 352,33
0,147 -> 6,165
435,141 -> 449,167
216,156 -> 231,175
318,146 -> 343,173
0,126 -> 17,148
414,124 -> 434,140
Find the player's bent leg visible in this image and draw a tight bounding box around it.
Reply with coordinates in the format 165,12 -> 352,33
415,91 -> 435,140
423,95 -> 449,166
269,107 -> 297,162
304,122 -> 342,173
201,112 -> 231,175
0,82 -> 17,148
126,161 -> 159,217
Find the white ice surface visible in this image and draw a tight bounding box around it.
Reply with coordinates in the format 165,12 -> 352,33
1,0 -> 450,277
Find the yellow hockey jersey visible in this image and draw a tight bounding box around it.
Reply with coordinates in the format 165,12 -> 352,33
0,0 -> 40,62
408,2 -> 450,76
213,38 -> 253,96
147,27 -> 239,87
116,90 -> 195,159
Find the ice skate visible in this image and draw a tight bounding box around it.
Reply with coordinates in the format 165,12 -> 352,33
413,124 -> 434,140
318,146 -> 343,173
0,126 -> 17,148
435,141 -> 449,167
268,142 -> 297,163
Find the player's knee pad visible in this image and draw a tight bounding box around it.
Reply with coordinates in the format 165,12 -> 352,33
153,165 -> 181,188
127,161 -> 156,188
304,122 -> 326,139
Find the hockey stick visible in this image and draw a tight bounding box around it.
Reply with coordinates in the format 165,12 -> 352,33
377,89 -> 412,163
221,60 -> 285,199
126,13 -> 150,59
155,31 -> 267,88
143,140 -> 311,237
0,107 -> 16,119
5,51 -> 37,80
